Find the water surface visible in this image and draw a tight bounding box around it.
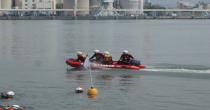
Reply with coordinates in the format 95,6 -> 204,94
0,20 -> 210,110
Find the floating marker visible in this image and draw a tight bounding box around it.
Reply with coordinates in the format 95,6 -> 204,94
87,86 -> 98,96
75,87 -> 84,93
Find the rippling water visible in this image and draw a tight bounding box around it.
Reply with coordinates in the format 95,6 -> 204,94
0,20 -> 210,110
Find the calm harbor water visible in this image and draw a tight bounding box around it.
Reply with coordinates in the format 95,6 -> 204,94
0,20 -> 210,110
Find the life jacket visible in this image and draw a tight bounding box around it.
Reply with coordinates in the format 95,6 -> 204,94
103,54 -> 113,64
120,53 -> 134,63
95,53 -> 104,61
77,54 -> 87,62
0,107 -> 3,110
90,53 -> 104,63
7,107 -> 14,110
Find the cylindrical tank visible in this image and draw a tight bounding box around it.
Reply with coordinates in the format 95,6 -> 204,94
12,0 -> 22,9
90,0 -> 101,15
63,0 -> 89,16
90,0 -> 101,9
120,0 -> 143,15
103,0 -> 113,9
120,0 -> 139,9
1,0 -> 12,9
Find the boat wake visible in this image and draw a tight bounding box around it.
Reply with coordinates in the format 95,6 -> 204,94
142,64 -> 210,74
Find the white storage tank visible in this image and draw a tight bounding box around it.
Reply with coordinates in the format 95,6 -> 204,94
120,0 -> 139,9
103,0 -> 113,9
90,0 -> 101,9
1,0 -> 12,9
120,0 -> 143,15
63,0 -> 89,16
90,0 -> 101,15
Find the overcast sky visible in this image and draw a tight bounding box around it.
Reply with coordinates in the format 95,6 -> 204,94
150,0 -> 210,7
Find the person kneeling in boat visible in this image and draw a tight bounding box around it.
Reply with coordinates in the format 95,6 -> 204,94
76,51 -> 87,63
103,51 -> 113,65
118,50 -> 134,65
89,50 -> 104,63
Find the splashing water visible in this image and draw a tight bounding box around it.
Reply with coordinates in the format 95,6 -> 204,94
84,57 -> 94,87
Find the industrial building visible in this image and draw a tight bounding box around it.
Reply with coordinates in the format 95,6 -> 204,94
93,0 -> 117,16
1,0 -> 12,9
0,0 -> 22,9
12,0 -> 22,9
90,0 -> 101,15
90,0 -> 101,9
119,0 -> 144,15
103,0 -> 113,9
22,0 -> 56,9
63,0 -> 89,16
177,0 -> 195,9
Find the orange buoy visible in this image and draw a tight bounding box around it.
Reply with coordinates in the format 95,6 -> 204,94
87,87 -> 98,96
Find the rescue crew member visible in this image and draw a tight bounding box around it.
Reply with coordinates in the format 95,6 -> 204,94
89,50 -> 104,63
118,50 -> 134,65
76,51 -> 87,63
103,51 -> 113,65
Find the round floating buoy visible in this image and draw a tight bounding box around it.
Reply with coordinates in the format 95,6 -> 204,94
75,87 -> 84,93
87,87 -> 98,96
7,91 -> 15,98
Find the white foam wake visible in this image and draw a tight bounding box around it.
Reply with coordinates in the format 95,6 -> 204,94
142,68 -> 210,74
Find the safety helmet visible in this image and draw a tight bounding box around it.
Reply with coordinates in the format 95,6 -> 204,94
12,105 -> 21,109
7,91 -> 15,96
104,51 -> 110,55
123,50 -> 129,54
94,50 -> 100,53
77,51 -> 83,55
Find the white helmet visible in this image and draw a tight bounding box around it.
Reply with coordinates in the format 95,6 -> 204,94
123,50 -> 129,54
94,50 -> 100,53
104,51 -> 110,55
12,105 -> 21,109
77,51 -> 83,55
7,91 -> 15,96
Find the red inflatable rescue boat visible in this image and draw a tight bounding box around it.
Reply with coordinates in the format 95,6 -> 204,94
66,59 -> 146,70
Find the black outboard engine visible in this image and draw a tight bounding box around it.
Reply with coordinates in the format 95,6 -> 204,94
1,92 -> 9,99
130,59 -> 141,66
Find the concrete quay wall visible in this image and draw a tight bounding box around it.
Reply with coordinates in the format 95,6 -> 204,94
0,16 -> 209,20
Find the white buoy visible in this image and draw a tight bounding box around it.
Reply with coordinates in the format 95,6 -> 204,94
6,91 -> 15,99
75,87 -> 84,93
7,91 -> 15,96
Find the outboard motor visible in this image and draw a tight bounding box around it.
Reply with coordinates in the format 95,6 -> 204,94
1,92 -> 9,99
130,59 -> 141,66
